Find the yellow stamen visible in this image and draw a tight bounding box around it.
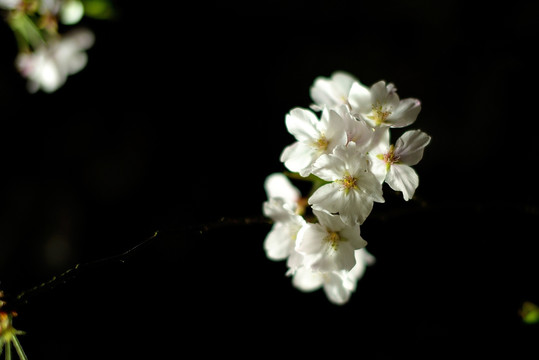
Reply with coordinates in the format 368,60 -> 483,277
337,174 -> 358,194
325,231 -> 341,251
367,102 -> 392,126
315,135 -> 329,152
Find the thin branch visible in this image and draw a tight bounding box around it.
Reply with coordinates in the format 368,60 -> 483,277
12,231 -> 159,309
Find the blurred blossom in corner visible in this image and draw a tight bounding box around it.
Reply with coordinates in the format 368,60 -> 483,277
15,28 -> 94,93
0,0 -> 114,93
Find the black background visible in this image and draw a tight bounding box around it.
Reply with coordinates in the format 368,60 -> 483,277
1,0 -> 539,358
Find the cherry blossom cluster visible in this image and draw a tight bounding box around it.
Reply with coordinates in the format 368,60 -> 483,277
263,71 -> 431,304
0,0 -> 113,93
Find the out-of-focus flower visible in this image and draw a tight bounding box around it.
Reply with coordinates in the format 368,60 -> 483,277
292,248 -> 375,305
309,71 -> 358,111
262,173 -> 306,263
15,27 -> 94,93
0,310 -> 27,359
0,0 -> 19,9
60,0 -> 84,25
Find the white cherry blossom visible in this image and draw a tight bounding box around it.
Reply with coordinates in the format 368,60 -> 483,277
16,28 -> 94,93
309,141 -> 384,226
280,107 -> 347,177
263,70 -> 430,304
368,129 -> 431,200
348,80 -> 421,128
295,210 -> 367,272
291,248 -> 375,305
262,173 -> 306,262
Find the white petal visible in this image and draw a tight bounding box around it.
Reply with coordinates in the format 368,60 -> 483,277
323,109 -> 348,151
356,170 -> 385,203
311,154 -> 345,182
310,71 -> 357,109
308,183 -> 343,214
263,222 -> 293,260
340,225 -> 366,250
313,209 -> 346,232
295,223 -> 327,256
368,154 -> 388,183
323,272 -> 352,305
262,198 -> 292,222
386,164 -> 419,201
285,107 -> 320,142
338,143 -> 370,177
369,80 -> 388,104
331,71 -> 358,93
348,81 -> 372,114
280,142 -> 316,176
387,98 -> 421,128
341,189 -> 374,225
292,267 -> 324,292
310,244 -> 356,272
395,130 -> 431,165
286,249 -> 305,273
264,173 -> 301,204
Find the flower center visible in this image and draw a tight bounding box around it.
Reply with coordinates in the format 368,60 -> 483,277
314,134 -> 329,152
376,145 -> 400,171
368,102 -> 392,126
325,231 -> 341,251
337,174 -> 358,194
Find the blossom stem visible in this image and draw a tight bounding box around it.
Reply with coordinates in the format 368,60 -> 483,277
8,12 -> 45,51
5,340 -> 11,360
12,336 -> 27,360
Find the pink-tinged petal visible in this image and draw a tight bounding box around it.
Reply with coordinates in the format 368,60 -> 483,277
387,98 -> 421,128
386,164 -> 419,201
395,130 -> 431,165
263,222 -> 293,261
285,107 -> 320,142
264,173 -> 301,204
